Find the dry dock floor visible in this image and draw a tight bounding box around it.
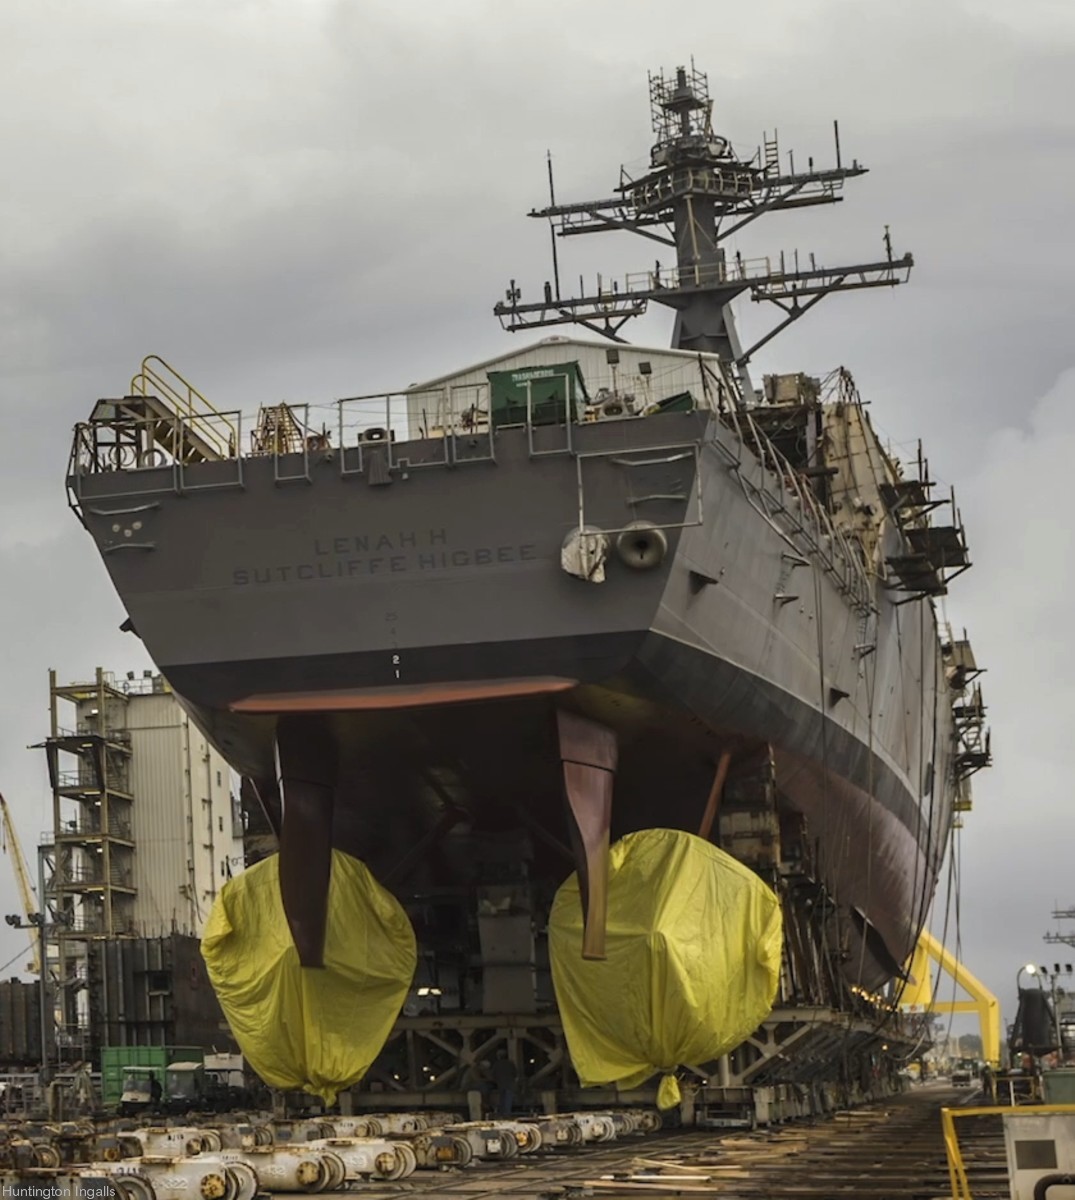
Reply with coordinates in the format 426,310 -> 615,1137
341,1085 -> 1005,1199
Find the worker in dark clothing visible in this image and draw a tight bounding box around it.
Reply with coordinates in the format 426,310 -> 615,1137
492,1049 -> 518,1116
460,1056 -> 493,1114
149,1075 -> 162,1107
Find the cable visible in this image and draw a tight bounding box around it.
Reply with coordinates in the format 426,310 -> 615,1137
0,943 -> 33,975
944,825 -> 965,1052
884,826 -> 958,1056
852,622 -> 879,989
904,620 -> 943,971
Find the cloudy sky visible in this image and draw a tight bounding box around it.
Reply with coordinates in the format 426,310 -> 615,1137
1,0 -> 1073,1039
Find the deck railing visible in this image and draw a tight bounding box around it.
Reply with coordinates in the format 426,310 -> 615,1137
129,355 -> 238,460
705,365 -> 873,611
67,354 -> 874,608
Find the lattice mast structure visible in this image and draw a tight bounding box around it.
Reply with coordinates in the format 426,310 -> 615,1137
495,62 -> 912,388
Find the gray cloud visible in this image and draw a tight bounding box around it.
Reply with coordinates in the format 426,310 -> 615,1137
1,0 -> 1072,1034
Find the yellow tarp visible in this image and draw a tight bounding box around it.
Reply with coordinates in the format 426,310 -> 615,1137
549,828 -> 782,1107
201,850 -> 416,1104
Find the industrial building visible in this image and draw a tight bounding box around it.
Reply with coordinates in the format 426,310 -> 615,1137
36,668 -> 245,1061
401,336 -> 706,442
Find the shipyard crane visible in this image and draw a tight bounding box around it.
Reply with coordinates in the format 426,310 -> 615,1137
0,791 -> 41,974
900,929 -> 1001,1066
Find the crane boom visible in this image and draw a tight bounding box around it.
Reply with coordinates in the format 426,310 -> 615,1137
900,928 -> 1001,1066
0,791 -> 41,975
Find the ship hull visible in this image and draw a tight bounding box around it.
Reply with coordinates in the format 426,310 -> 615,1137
72,407 -> 956,987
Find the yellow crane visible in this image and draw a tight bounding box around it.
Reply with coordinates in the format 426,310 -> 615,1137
0,790 -> 41,975
900,928 -> 1001,1066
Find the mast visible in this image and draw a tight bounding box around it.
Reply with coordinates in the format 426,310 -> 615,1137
494,62 -> 913,392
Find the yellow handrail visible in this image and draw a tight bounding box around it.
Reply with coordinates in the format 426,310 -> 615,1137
129,354 -> 237,459
941,1104 -> 1075,1200
900,930 -> 1001,1067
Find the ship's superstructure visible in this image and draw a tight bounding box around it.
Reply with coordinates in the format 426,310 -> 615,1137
65,65 -> 989,1109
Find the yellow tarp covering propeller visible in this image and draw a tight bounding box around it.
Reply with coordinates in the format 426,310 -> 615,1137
550,828 -> 782,1108
201,850 -> 415,1104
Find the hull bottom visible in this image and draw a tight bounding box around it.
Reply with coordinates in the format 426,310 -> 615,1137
170,633 -> 933,997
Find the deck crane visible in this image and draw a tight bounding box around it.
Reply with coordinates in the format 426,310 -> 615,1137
0,790 -> 41,975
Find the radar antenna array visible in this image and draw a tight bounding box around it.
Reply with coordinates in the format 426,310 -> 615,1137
1045,910 -> 1075,949
494,63 -> 913,381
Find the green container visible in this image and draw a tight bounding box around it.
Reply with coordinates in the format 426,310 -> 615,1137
487,362 -> 588,429
100,1045 -> 203,1106
650,390 -> 695,414
1043,1069 -> 1075,1103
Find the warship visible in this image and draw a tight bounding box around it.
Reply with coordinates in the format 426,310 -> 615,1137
67,65 -> 990,1083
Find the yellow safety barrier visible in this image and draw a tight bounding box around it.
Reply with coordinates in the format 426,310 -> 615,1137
130,354 -> 237,460
941,1103 -> 1075,1200
902,930 -> 1002,1067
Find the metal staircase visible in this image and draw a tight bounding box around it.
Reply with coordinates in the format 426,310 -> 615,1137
88,355 -> 236,466
251,403 -> 306,456
763,131 -> 780,178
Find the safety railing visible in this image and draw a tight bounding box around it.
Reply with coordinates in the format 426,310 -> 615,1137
624,255 -> 780,295
47,816 -> 133,841
57,863 -> 135,888
68,410 -> 244,501
70,355 -> 867,540
76,370 -> 716,468
710,378 -> 873,613
129,354 -> 237,461
941,1104 -> 1075,1200
177,410 -> 243,479
575,442 -> 705,538
55,770 -> 93,789
629,163 -> 756,211
54,770 -> 132,797
49,724 -> 131,744
336,385 -> 495,476
63,915 -> 111,934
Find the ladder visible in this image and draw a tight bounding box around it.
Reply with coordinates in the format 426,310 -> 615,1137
123,355 -> 235,463
251,403 -> 305,456
763,131 -> 780,178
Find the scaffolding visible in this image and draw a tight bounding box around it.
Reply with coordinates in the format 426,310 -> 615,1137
29,667 -> 243,1068
36,669 -> 138,1056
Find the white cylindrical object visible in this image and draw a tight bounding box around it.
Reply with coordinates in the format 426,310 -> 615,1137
564,1112 -> 617,1142
104,1157 -> 238,1200
361,1112 -> 426,1134
405,1132 -> 474,1168
520,1116 -> 584,1147
306,1136 -> 415,1181
443,1123 -> 520,1160
219,1147 -> 330,1192
130,1128 -> 213,1156
110,1174 -> 157,1200
223,1160 -> 259,1200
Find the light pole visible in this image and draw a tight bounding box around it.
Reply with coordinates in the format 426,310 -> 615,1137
1012,963 -> 1040,1073
1038,964 -> 1071,1063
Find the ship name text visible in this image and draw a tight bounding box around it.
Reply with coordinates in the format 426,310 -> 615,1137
232,528 -> 537,586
